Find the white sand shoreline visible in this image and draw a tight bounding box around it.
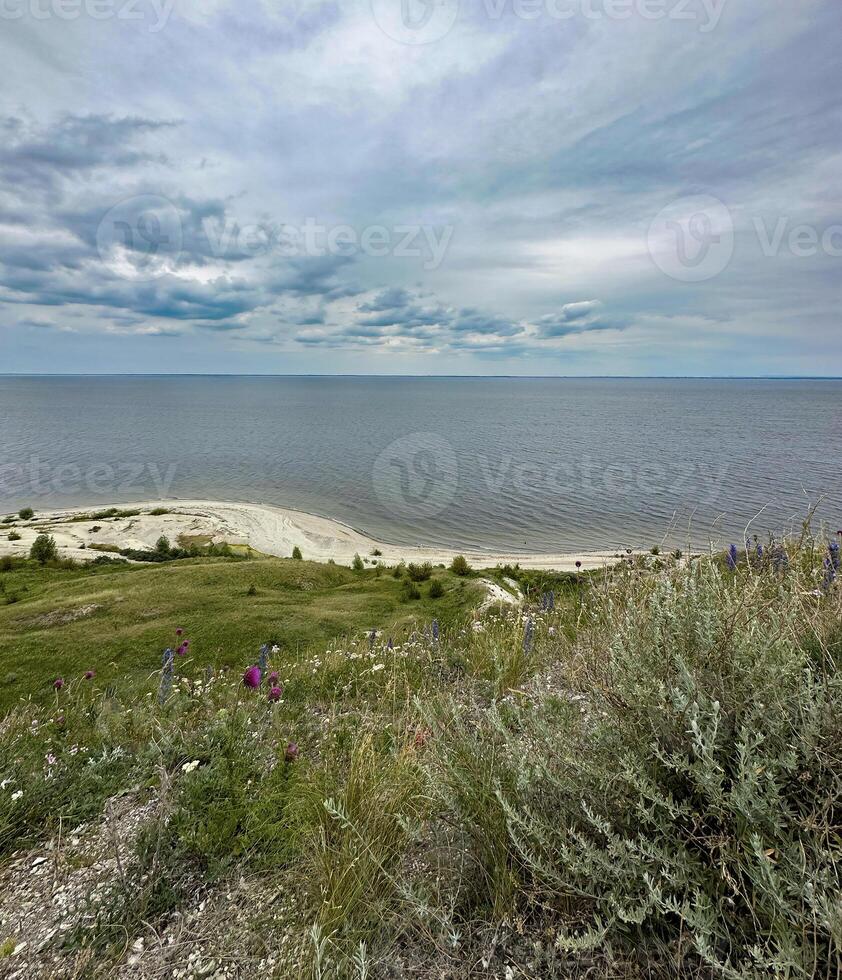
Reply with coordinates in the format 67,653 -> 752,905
0,498 -> 630,571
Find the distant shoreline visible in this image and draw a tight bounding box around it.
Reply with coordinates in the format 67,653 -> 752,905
0,498 -> 631,571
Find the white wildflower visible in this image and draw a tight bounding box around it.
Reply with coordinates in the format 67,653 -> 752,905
181,760 -> 200,773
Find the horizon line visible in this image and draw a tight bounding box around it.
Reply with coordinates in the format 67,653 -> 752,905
1,373 -> 841,381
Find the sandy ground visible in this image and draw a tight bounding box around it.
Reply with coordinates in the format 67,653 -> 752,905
0,499 -> 629,571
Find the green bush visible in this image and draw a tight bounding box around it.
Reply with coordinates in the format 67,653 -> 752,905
450,554 -> 471,576
430,552 -> 842,975
29,533 -> 57,564
428,579 -> 445,599
17,508 -> 34,520
400,581 -> 420,601
406,561 -> 433,582
7,531 -> 20,542
352,553 -> 364,571
155,535 -> 171,555
292,545 -> 303,560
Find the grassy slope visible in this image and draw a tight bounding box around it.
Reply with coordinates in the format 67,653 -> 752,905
0,557 -> 483,710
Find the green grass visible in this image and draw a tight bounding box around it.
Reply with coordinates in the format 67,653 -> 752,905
0,556 -> 483,711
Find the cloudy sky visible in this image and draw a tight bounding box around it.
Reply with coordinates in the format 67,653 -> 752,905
2,0 -> 840,375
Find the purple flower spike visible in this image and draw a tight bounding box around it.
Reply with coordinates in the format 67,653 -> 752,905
243,665 -> 262,689
84,670 -> 95,680
284,742 -> 299,763
268,685 -> 283,702
726,544 -> 738,571
53,678 -> 65,690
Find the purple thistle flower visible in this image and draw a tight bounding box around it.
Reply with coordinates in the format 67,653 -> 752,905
176,644 -> 186,656
726,544 -> 738,571
243,665 -> 262,689
284,742 -> 299,763
175,628 -> 183,636
53,677 -> 65,691
84,670 -> 95,680
575,560 -> 582,569
268,670 -> 279,684
268,685 -> 283,702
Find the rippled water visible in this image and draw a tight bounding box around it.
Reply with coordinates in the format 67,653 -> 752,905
0,376 -> 840,552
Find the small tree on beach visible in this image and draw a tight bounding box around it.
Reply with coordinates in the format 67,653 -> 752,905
450,554 -> 471,576
30,533 -> 57,564
18,508 -> 34,520
352,553 -> 364,571
292,546 -> 302,560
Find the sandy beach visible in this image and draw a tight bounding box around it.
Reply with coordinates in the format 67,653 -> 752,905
0,499 -> 629,571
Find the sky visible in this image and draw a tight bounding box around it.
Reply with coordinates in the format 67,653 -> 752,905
1,0 -> 840,376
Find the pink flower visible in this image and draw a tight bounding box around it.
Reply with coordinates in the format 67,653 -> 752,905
268,670 -> 279,684
284,742 -> 299,763
84,670 -> 95,680
176,644 -> 186,656
176,628 -> 184,636
268,685 -> 283,702
53,678 -> 65,690
243,665 -> 262,689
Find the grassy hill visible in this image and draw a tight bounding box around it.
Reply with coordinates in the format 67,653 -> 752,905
0,537 -> 840,978
0,555 -> 485,711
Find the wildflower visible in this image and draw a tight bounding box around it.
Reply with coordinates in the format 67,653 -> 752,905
284,742 -> 299,763
181,760 -> 200,773
756,543 -> 763,559
432,619 -> 439,642
11,790 -> 22,801
176,628 -> 183,636
84,670 -> 95,680
53,678 -> 64,690
268,685 -> 283,702
176,644 -> 186,656
258,643 -> 270,672
575,560 -> 582,569
726,544 -> 738,571
523,616 -> 534,655
158,648 -> 175,704
368,629 -> 376,649
413,728 -> 431,750
387,637 -> 394,650
268,670 -> 279,684
243,665 -> 262,689
371,663 -> 385,672
829,541 -> 840,571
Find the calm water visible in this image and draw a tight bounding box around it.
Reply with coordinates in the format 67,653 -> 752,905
0,376 -> 840,553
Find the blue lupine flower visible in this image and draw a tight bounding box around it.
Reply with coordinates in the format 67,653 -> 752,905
387,636 -> 394,651
726,544 -> 738,571
158,647 -> 175,704
258,643 -> 270,673
756,543 -> 763,559
829,541 -> 840,571
368,629 -> 377,650
821,556 -> 836,592
432,619 -> 439,642
523,616 -> 534,654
